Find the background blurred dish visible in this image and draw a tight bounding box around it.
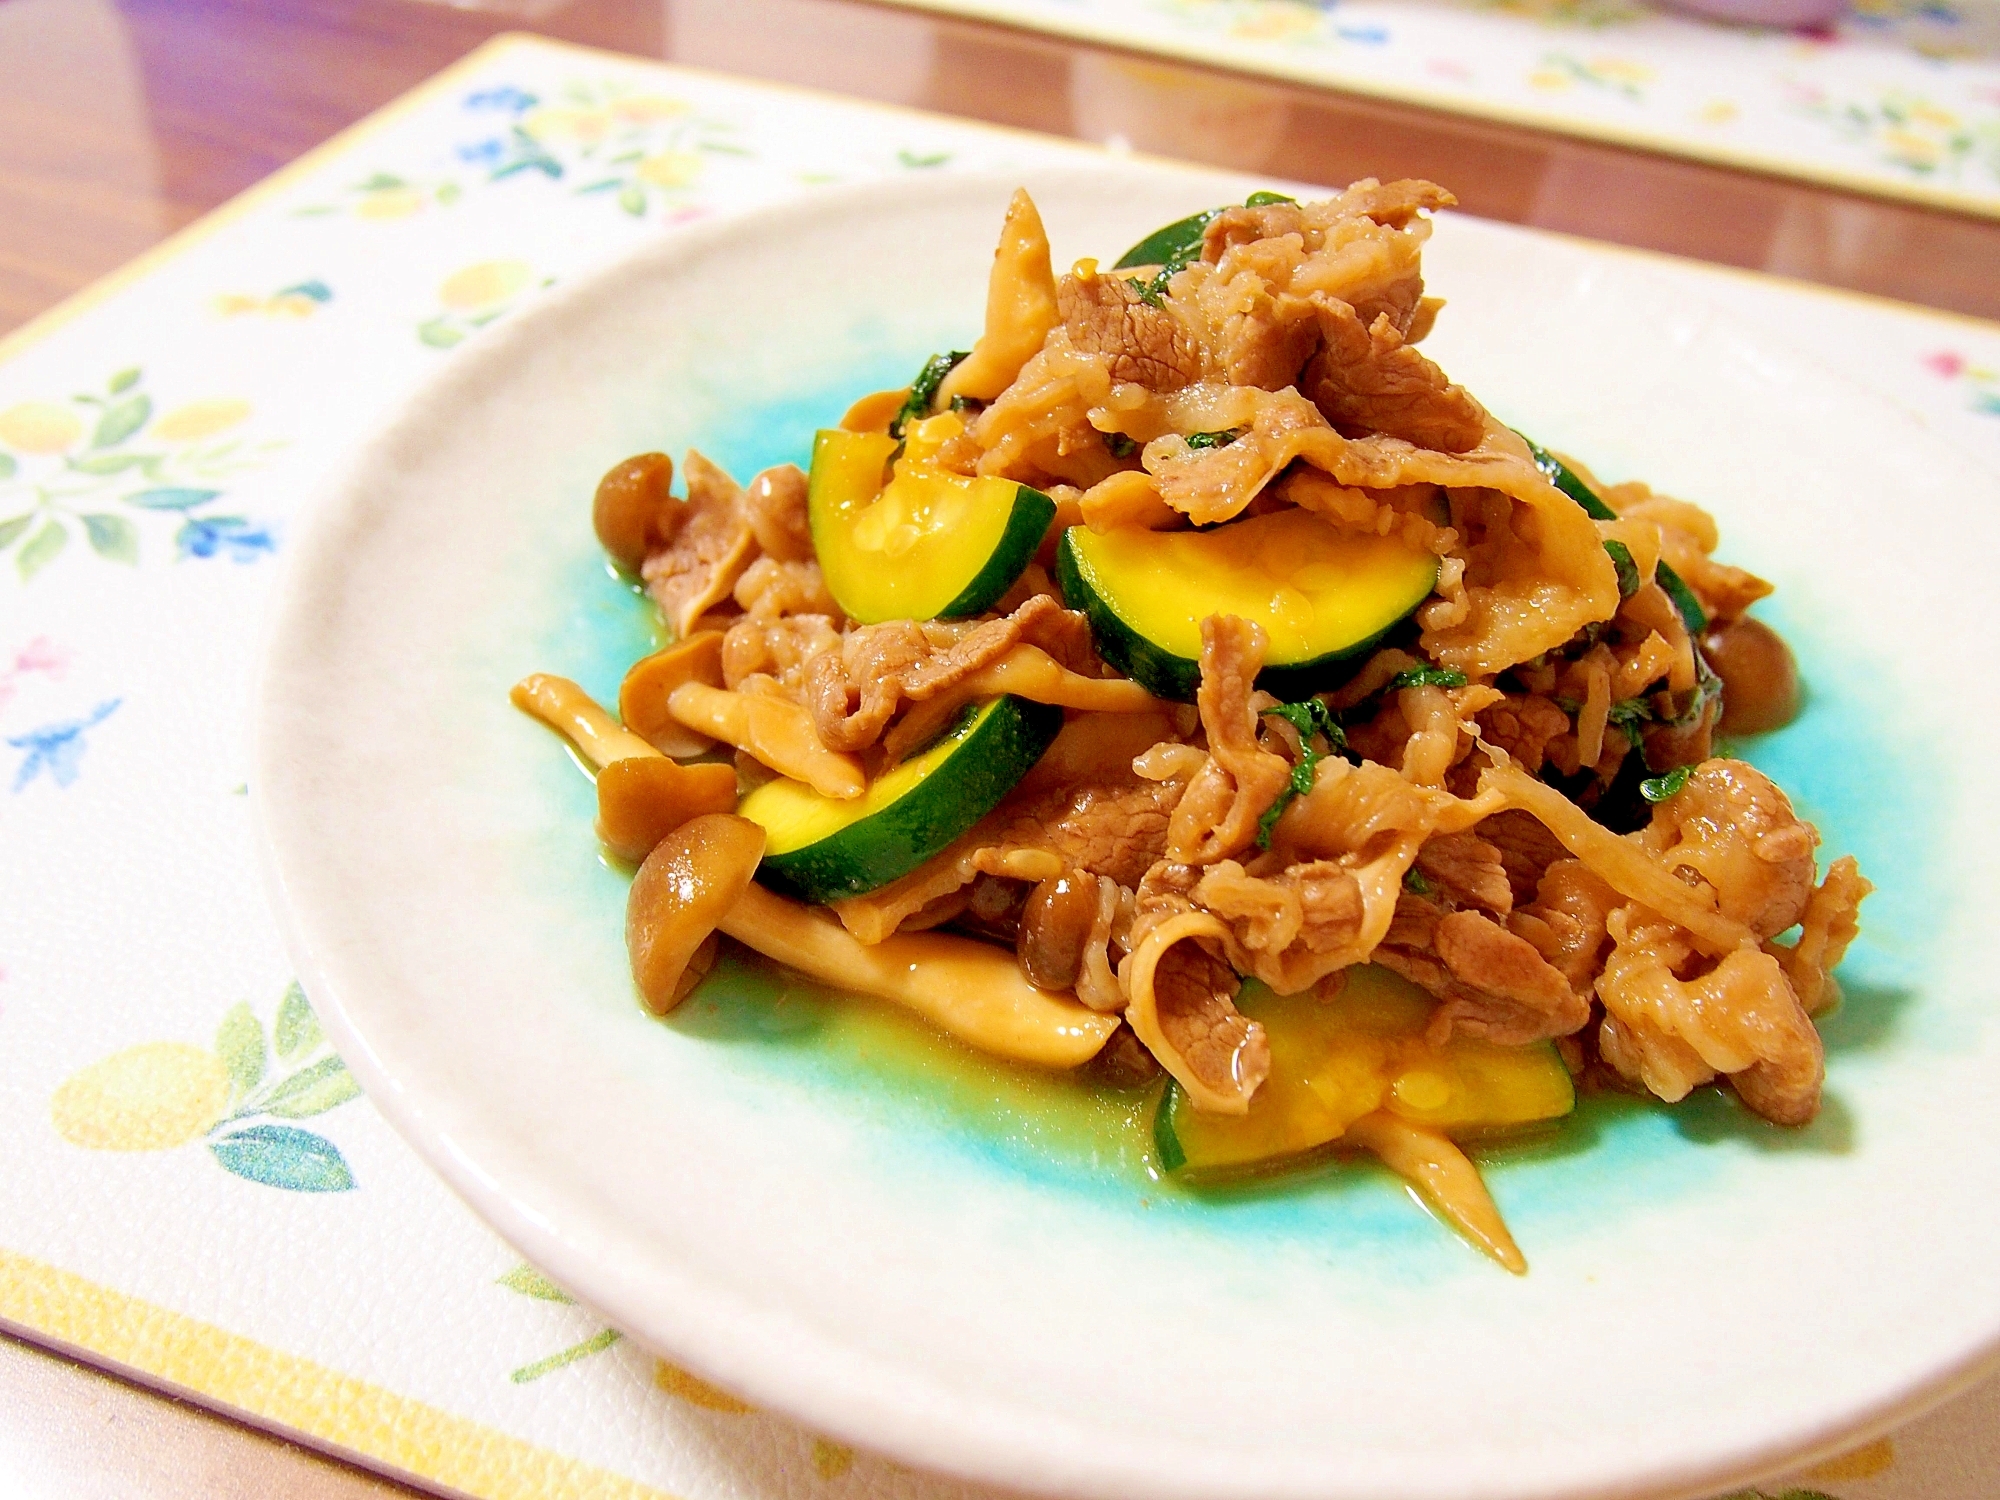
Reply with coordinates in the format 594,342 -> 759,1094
1658,0 -> 1845,29
255,163 -> 2000,1500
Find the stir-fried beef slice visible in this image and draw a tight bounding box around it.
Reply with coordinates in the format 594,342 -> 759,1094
1731,1035 -> 1825,1127
1201,201 -> 1310,263
1614,490 -> 1774,626
1426,910 -> 1591,1046
733,556 -> 838,620
1510,858 -> 1620,995
1190,858 -> 1367,960
1332,177 -> 1457,231
1412,831 -> 1512,917
1145,938 -> 1271,1106
1639,759 -> 1816,940
1146,388 -> 1330,525
803,621 -> 928,750
1473,809 -> 1570,910
804,595 -> 1092,753
1378,823 -> 1590,1045
995,775 -> 1184,890
1205,180 -> 1452,264
1298,180 -> 1455,336
1596,910 -> 1824,1125
1476,695 -> 1573,776
1216,297 -> 1321,392
1135,857 -> 1202,918
1772,855 -> 1871,1017
1339,695 -> 1416,771
1377,906 -> 1587,1047
1166,616 -> 1294,864
721,614 -> 842,696
642,450 -> 758,638
1382,890 -> 1442,952
1299,299 -> 1486,453
1057,270 -> 1204,391
832,752 -> 1184,945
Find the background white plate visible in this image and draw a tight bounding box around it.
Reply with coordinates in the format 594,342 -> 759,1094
256,164 -> 2000,1500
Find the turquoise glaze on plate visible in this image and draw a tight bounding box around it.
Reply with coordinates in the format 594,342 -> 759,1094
507,361 -> 1944,1281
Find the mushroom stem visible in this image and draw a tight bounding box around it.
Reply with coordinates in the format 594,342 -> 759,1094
720,885 -> 1116,1068
511,673 -> 660,768
1345,1111 -> 1526,1274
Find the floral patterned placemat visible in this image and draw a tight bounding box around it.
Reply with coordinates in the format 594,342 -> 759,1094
1,30 -> 1996,1500
879,0 -> 2000,218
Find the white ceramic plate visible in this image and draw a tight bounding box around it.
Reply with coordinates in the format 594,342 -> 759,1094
255,164 -> 2000,1500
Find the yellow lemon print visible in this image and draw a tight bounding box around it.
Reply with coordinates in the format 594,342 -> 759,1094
612,95 -> 691,123
810,1439 -> 854,1480
52,1043 -> 229,1151
1806,1436 -> 1895,1482
1884,127 -> 1942,166
521,105 -> 609,144
0,401 -> 84,455
153,398 -> 251,443
356,187 -> 424,220
636,152 -> 701,189
1237,9 -> 1317,39
438,260 -> 534,311
652,1358 -> 755,1412
1908,102 -> 1960,130
1590,56 -> 1653,84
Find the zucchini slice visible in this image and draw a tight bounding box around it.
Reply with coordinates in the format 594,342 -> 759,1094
1522,435 -> 1709,634
1153,967 -> 1575,1178
1057,510 -> 1439,701
809,427 -> 1054,625
737,695 -> 1062,903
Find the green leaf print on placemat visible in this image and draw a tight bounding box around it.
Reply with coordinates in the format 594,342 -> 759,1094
51,982 -> 364,1192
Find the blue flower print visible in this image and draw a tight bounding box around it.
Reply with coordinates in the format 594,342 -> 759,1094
176,516 -> 276,563
8,699 -> 120,792
456,138 -> 507,167
465,86 -> 538,114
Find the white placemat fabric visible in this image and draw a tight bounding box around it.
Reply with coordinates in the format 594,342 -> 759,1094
871,0 -> 2000,220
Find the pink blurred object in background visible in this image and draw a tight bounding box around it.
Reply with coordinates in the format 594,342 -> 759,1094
1660,0 -> 1844,27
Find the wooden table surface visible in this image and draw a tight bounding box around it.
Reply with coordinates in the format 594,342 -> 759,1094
3,0 -> 1995,1493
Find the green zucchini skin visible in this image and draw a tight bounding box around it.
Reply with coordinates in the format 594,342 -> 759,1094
1654,565 -> 1711,636
755,696 -> 1063,903
1524,436 -> 1617,522
1057,530 -> 1202,700
1055,529 -> 1411,703
938,484 -> 1056,618
1152,1079 -> 1188,1172
1522,435 -> 1710,634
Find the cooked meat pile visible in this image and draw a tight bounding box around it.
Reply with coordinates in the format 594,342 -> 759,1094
608,178 -> 1870,1131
